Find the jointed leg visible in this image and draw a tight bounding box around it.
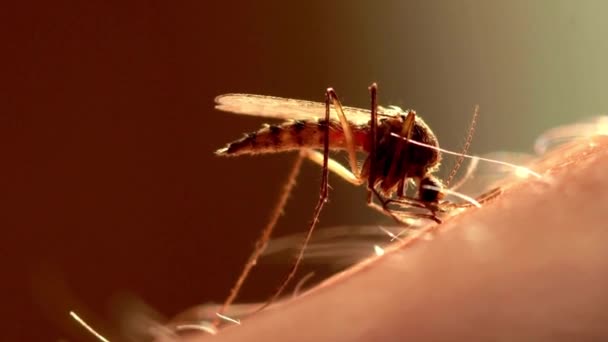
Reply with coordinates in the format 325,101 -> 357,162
364,84 -> 441,223
445,105 -> 479,187
301,148 -> 439,223
325,88 -> 361,179
262,87 -> 393,308
386,110 -> 416,185
260,88 -> 335,310
218,88 -> 367,323
215,152 -> 305,326
367,83 -> 379,198
300,148 -> 363,186
367,201 -> 437,225
301,146 -> 431,224
371,187 -> 442,223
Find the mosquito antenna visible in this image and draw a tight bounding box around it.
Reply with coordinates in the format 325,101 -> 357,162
214,152 -> 304,327
445,105 -> 479,187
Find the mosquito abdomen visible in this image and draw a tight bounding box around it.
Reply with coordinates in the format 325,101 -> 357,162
216,119 -> 367,156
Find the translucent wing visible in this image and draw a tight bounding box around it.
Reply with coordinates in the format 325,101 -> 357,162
215,93 -> 396,125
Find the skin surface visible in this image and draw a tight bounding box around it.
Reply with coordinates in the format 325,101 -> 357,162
179,137 -> 608,341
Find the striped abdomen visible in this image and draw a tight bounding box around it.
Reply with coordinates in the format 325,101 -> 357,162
216,119 -> 369,156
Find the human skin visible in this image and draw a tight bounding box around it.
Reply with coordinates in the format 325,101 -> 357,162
179,137 -> 608,341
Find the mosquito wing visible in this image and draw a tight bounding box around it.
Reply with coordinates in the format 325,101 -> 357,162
215,93 -> 378,125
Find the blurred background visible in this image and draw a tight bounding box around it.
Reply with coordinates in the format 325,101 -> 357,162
4,1 -> 608,340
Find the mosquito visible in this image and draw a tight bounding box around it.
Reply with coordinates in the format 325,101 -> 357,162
213,83 -> 487,326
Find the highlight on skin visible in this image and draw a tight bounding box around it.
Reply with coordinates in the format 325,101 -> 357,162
67,111 -> 607,342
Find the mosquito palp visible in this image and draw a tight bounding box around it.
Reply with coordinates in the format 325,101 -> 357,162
213,83 -> 505,327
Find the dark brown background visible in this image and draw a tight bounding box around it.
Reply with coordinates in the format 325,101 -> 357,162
4,1 -> 608,340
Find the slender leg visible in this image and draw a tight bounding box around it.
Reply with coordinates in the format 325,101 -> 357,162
371,187 -> 442,223
364,84 -> 442,223
445,105 -> 479,187
367,83 -> 379,201
368,201 -> 437,225
386,110 -> 416,184
303,148 -> 440,223
214,153 -> 305,327
259,88 -> 334,310
325,85 -> 437,223
326,88 -> 361,178
300,148 -> 364,186
442,186 -> 502,210
216,87 -> 477,326
477,187 -> 502,203
218,88 -> 367,323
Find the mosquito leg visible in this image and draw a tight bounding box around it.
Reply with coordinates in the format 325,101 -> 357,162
301,149 -> 440,229
443,186 -> 503,210
300,148 -> 364,186
369,188 -> 440,224
368,202 -> 438,224
368,201 -> 412,225
445,105 -> 479,187
326,88 -> 361,178
384,196 -> 429,210
258,88 -> 334,311
303,118 -> 445,228
363,85 -> 439,223
447,155 -> 479,192
386,110 -> 416,183
369,84 -> 443,224
392,110 -> 417,200
213,152 -> 304,327
477,187 -> 502,203
367,83 -> 379,201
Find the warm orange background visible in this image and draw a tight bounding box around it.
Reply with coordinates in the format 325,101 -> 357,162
5,1 -> 608,340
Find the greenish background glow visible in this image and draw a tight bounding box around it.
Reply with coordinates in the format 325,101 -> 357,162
5,1 -> 608,340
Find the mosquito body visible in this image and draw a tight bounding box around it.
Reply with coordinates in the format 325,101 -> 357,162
212,84 -> 481,326
215,92 -> 446,209
68,86 -> 550,339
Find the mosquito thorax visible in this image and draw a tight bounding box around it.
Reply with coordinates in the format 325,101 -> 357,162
361,113 -> 441,197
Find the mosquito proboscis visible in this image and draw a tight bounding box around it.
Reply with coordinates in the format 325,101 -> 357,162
213,83 -> 536,327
